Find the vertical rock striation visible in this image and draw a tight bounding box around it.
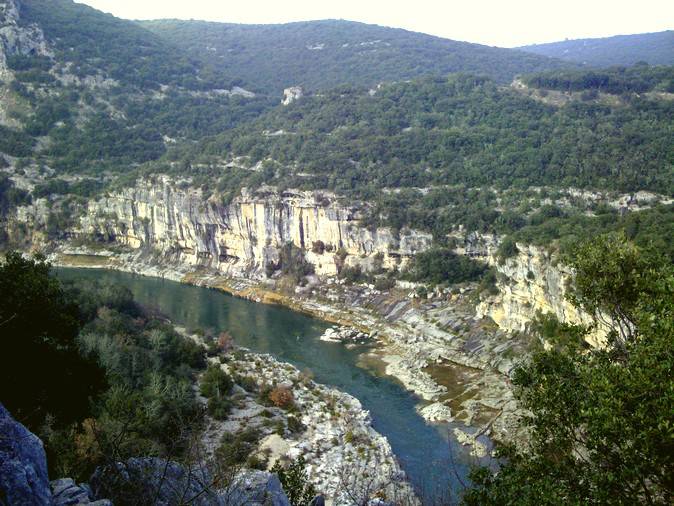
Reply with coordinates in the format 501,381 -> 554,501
73,178 -> 432,277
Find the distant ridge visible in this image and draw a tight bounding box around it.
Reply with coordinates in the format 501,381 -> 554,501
139,18 -> 571,93
519,30 -> 674,67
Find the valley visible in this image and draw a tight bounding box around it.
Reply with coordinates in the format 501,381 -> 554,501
0,0 -> 672,504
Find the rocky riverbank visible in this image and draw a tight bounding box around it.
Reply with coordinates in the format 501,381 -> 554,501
50,245 -> 533,451
207,345 -> 417,505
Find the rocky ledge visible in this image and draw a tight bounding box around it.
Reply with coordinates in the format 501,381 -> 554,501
319,326 -> 373,343
204,347 -> 418,505
50,246 -> 530,454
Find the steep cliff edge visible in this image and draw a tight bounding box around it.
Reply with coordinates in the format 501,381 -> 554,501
6,178 -> 608,451
465,235 -> 605,347
11,177 -> 605,345
39,177 -> 433,277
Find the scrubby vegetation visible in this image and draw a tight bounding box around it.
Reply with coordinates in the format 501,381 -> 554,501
272,457 -> 317,506
0,253 -> 209,480
200,365 -> 234,419
141,18 -> 569,94
523,64 -> 674,94
0,175 -> 31,217
404,247 -> 487,286
166,73 -> 673,195
520,31 -> 674,67
464,233 -> 674,505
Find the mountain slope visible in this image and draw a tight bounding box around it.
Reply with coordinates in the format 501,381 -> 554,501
520,31 -> 674,67
139,19 -> 571,93
160,72 -> 674,198
14,0 -> 236,90
0,0 -> 272,172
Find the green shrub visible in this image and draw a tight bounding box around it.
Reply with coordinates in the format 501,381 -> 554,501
405,247 -> 487,286
200,365 -> 233,419
497,237 -> 519,264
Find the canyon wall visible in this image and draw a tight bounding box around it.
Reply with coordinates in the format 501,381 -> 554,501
463,234 -> 605,346
11,178 -> 605,342
65,178 -> 432,278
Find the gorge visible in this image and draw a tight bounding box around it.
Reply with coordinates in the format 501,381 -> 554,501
1,0 -> 672,503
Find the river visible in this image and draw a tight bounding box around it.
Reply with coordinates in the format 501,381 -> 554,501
58,267 -> 484,503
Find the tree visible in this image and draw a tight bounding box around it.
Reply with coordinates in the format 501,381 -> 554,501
463,235 -> 674,505
0,252 -> 106,429
565,231 -> 663,350
200,365 -> 233,420
272,457 -> 316,506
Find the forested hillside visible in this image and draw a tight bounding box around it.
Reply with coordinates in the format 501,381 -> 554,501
520,30 -> 674,67
0,0 -> 672,268
140,19 -> 571,93
158,72 -> 674,196
0,0 -> 570,175
0,0 -> 273,173
523,64 -> 674,94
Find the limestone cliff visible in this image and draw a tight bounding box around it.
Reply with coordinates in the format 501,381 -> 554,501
52,178 -> 432,278
467,235 -> 605,346
11,177 -> 606,343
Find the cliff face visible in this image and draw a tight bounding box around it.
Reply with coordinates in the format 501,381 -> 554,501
73,178 -> 432,277
468,236 -> 605,347
11,177 -> 603,342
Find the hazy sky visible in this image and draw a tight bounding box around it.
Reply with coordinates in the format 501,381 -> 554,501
76,0 -> 673,47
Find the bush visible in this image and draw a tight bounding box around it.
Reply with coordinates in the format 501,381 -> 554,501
374,276 -> 396,291
269,386 -> 295,410
200,365 -> 233,419
497,236 -> 519,264
339,265 -> 365,284
271,457 -> 316,506
311,240 -> 325,254
405,247 -> 487,286
477,269 -> 499,296
286,415 -> 304,434
217,427 -> 262,467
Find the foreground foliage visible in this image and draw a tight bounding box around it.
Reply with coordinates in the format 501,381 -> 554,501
0,253 -> 208,480
464,233 -> 674,505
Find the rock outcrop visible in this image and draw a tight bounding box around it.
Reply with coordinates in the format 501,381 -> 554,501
226,470 -> 291,506
0,0 -> 52,79
31,178 -> 432,278
50,478 -> 110,506
467,235 -> 606,346
0,402 -> 52,506
282,86 -> 303,105
90,457 -> 290,506
0,401 -> 291,506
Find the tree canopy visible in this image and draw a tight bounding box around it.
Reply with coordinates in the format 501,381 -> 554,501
463,234 -> 674,505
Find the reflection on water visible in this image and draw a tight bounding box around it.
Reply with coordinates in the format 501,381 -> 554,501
57,268 -> 481,501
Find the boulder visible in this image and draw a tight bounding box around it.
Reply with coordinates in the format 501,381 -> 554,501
89,459 -> 290,506
51,478 -> 111,506
225,470 -> 290,506
282,86 -> 303,105
0,402 -> 52,505
89,457 -> 219,505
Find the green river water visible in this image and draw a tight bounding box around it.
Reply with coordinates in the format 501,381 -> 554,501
58,268 -> 489,502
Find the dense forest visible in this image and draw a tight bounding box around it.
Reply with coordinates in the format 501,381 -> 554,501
140,18 -> 571,94
523,64 -> 674,94
158,72 -> 673,197
0,0 -> 573,176
0,0 -> 274,172
16,0 -> 237,91
0,253 -> 207,481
